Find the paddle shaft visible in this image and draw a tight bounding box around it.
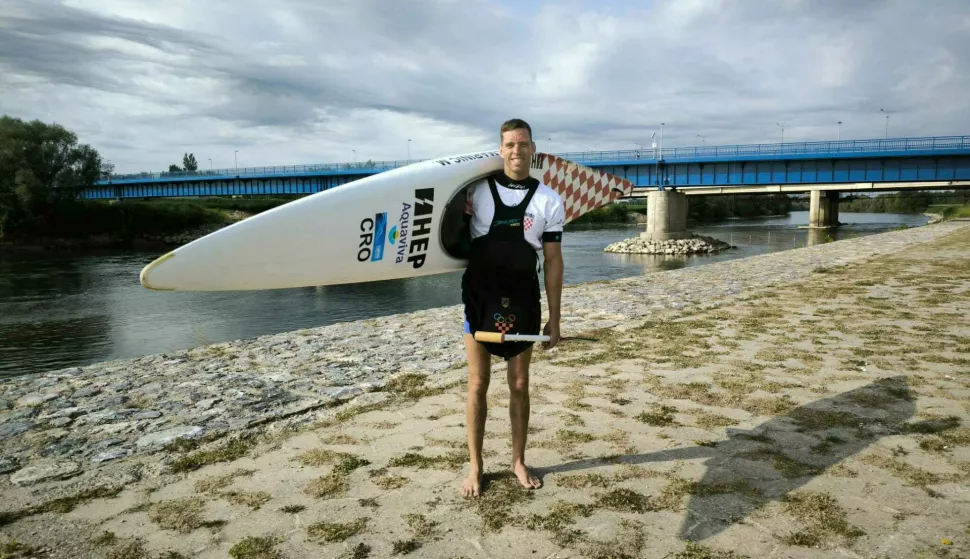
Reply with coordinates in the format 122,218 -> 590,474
473,332 -> 599,344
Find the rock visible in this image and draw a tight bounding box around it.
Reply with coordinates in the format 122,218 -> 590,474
72,386 -> 102,398
49,417 -> 73,428
92,438 -> 125,450
604,234 -> 731,255
130,411 -> 162,420
196,398 -> 220,410
10,460 -> 80,486
0,457 -> 19,474
322,386 -> 363,400
16,393 -> 59,407
92,449 -> 130,463
0,422 -> 36,440
135,425 -> 204,449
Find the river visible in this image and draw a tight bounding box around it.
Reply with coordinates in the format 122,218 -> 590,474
0,211 -> 929,379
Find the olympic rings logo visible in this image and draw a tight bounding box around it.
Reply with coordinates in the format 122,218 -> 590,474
493,314 -> 516,323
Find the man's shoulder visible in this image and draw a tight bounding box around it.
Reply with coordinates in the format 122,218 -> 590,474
534,182 -> 564,203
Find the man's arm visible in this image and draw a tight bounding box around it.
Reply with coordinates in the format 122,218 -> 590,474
542,241 -> 563,348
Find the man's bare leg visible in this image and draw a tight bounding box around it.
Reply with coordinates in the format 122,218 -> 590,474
508,346 -> 541,489
461,333 -> 491,497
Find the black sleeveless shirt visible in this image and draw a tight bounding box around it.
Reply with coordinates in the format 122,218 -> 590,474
461,175 -> 542,359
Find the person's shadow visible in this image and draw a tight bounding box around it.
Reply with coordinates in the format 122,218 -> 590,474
539,375 -> 958,541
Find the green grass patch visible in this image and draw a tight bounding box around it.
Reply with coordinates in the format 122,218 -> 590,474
228,536 -> 282,559
304,472 -> 350,499
148,497 -> 209,534
307,518 -> 368,544
594,488 -> 652,513
0,485 -> 124,526
780,491 -> 865,547
221,491 -> 271,510
522,501 -> 594,547
464,472 -> 535,531
673,541 -> 749,558
168,438 -> 254,473
294,449 -> 370,474
386,450 -> 468,471
635,404 -> 678,426
740,449 -> 821,478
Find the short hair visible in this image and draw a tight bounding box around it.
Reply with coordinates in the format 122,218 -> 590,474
500,118 -> 532,142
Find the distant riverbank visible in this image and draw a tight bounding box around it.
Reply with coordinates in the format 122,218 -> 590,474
3,197 -> 964,253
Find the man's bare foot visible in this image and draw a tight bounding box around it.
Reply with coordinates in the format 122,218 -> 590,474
513,462 -> 541,489
461,471 -> 484,497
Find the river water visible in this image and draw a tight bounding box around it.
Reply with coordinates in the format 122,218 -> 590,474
0,211 -> 929,378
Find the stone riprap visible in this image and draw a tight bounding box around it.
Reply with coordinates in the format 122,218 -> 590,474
604,233 -> 732,255
0,221 -> 967,481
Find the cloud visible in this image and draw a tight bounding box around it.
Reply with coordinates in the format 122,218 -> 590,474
1,0 -> 968,172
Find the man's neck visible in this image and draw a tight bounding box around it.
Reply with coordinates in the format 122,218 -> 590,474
495,171 -> 537,190
505,169 -> 529,181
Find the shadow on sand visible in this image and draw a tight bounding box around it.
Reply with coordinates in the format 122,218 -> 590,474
540,375 -> 958,541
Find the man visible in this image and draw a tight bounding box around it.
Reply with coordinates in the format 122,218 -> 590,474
460,118 -> 565,497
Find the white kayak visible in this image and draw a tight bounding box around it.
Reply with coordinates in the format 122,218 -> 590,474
140,151 -> 634,291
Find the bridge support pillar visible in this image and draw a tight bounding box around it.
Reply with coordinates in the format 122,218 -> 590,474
641,190 -> 690,241
809,190 -> 840,229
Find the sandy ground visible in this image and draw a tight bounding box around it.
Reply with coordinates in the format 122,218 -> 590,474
1,226 -> 969,559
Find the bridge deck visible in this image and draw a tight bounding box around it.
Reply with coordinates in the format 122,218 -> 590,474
87,135 -> 970,199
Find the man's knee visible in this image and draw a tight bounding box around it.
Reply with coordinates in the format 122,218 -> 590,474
468,374 -> 490,397
507,351 -> 532,396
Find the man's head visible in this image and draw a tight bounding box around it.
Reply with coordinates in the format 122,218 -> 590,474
499,118 -> 535,180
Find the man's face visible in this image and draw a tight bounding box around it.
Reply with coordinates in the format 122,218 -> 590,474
500,128 -> 535,177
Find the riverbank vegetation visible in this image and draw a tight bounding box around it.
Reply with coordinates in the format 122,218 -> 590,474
0,116 -> 107,239
567,193 -> 792,228
789,191 -> 970,215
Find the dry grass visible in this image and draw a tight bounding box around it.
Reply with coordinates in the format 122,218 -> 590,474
148,497 -> 209,534
781,491 -> 865,547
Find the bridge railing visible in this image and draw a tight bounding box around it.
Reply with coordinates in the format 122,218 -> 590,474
103,135 -> 970,182
106,159 -> 423,182
555,135 -> 970,163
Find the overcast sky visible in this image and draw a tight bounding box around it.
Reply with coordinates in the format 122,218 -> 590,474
2,0 -> 969,173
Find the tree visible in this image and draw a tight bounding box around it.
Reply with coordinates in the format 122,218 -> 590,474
100,160 -> 115,180
183,153 -> 198,171
0,115 -> 104,235
168,164 -> 183,173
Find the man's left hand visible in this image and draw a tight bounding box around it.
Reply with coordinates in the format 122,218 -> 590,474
543,321 -> 561,349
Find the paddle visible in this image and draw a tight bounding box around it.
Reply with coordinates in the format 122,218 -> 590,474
473,332 -> 598,344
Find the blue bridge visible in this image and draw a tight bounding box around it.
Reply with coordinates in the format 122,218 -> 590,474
91,135 -> 970,204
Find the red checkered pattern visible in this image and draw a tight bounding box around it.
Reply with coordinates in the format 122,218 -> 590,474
538,154 -> 635,223
524,215 -> 534,231
494,313 -> 516,333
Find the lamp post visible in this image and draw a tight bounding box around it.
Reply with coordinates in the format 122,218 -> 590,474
352,149 -> 356,163
407,139 -> 411,162
208,158 -> 212,171
660,122 -> 665,156
837,121 -> 842,141
776,123 -> 785,143
696,134 -> 706,144
880,109 -> 889,139
234,150 -> 238,172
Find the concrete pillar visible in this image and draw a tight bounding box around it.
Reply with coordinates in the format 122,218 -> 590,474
641,190 -> 690,241
809,190 -> 840,229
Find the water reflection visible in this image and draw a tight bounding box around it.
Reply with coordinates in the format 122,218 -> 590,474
0,212 -> 929,378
